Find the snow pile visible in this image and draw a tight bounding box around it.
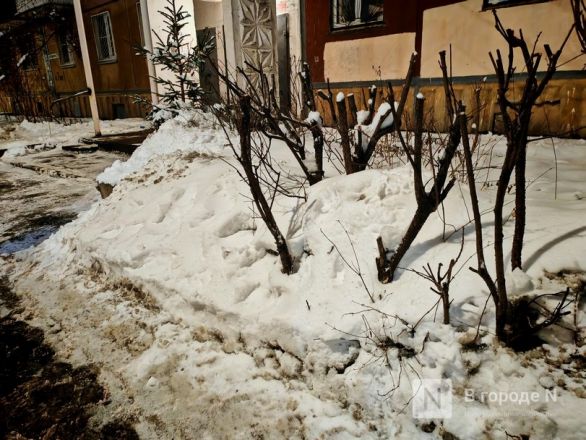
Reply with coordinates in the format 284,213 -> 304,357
369,102 -> 395,131
7,130 -> 586,438
305,111 -> 322,126
97,109 -> 227,185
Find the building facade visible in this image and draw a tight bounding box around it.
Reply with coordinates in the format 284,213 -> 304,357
303,0 -> 585,136
80,0 -> 151,119
0,0 -> 151,120
0,0 -> 298,121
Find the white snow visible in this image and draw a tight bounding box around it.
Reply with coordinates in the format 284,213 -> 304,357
305,110 -> 322,126
355,102 -> 397,150
506,268 -> 534,297
336,91 -> 345,102
4,115 -> 586,439
356,110 -> 370,125
97,109 -> 227,185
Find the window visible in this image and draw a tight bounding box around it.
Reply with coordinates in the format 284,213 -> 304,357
112,103 -> 127,119
91,11 -> 117,62
58,28 -> 75,66
18,37 -> 38,70
483,0 -> 550,9
332,0 -> 383,29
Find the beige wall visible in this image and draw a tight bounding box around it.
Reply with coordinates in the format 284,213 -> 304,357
194,0 -> 223,29
323,33 -> 416,82
421,0 -> 583,78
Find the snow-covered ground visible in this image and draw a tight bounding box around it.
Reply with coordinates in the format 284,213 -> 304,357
3,111 -> 585,439
0,118 -> 149,158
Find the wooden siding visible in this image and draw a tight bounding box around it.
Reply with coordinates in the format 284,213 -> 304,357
313,76 -> 586,137
0,1 -> 149,119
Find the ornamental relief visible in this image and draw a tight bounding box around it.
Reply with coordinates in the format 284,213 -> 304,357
238,0 -> 276,88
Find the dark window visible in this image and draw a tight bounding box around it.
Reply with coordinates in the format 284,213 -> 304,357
18,37 -> 38,70
72,100 -> 82,118
91,11 -> 117,62
58,28 -> 75,66
483,0 -> 550,9
331,0 -> 384,29
112,103 -> 126,119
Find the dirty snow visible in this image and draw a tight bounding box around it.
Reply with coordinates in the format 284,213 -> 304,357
3,112 -> 586,439
0,118 -> 149,159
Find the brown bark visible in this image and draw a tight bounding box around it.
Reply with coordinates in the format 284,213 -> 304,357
441,291 -> 450,325
300,62 -> 316,112
300,63 -> 325,184
511,137 -> 527,270
486,13 -> 572,341
336,95 -> 355,174
348,94 -> 358,128
384,203 -> 434,282
377,91 -> 461,283
459,109 -> 498,307
237,96 -> 293,274
572,0 -> 586,53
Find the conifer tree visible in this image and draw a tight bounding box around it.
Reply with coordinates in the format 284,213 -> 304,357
138,0 -> 214,108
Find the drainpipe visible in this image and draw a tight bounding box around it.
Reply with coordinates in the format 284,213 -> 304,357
40,27 -> 56,101
140,0 -> 159,106
73,0 -> 101,136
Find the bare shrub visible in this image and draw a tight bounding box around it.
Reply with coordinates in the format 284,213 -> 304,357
463,12 -> 574,343
228,95 -> 295,274
572,0 -> 586,54
376,51 -> 463,283
408,229 -> 465,325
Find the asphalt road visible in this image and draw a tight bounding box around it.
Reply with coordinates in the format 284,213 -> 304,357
0,148 -> 124,254
0,148 -> 140,439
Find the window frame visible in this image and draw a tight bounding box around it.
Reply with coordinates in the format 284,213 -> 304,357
330,0 -> 384,31
482,0 -> 551,10
57,28 -> 75,67
90,11 -> 117,63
